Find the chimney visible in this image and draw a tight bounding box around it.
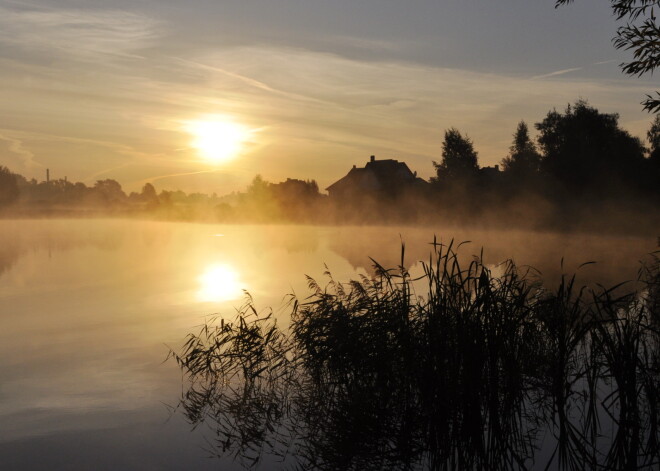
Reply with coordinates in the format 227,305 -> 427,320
46,168 -> 50,182
352,165 -> 356,169
370,155 -> 375,162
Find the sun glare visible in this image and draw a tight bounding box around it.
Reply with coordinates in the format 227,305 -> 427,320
197,264 -> 243,302
185,118 -> 250,163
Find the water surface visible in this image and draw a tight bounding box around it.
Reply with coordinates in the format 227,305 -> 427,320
0,219 -> 655,469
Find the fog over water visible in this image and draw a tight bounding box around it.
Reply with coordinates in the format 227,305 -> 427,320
0,219 -> 656,469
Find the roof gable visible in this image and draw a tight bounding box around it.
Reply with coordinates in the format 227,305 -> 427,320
326,157 -> 423,194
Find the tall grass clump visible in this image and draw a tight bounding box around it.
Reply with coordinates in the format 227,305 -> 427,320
170,242 -> 660,470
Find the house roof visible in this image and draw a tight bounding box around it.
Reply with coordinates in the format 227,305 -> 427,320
326,157 -> 422,194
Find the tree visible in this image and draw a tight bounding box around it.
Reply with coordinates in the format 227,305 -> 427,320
159,190 -> 173,207
536,100 -> 646,191
556,0 -> 660,112
501,121 -> 542,175
0,166 -> 19,207
246,175 -> 270,199
433,128 -> 479,180
646,115 -> 660,186
140,182 -> 159,206
648,114 -> 660,161
93,179 -> 127,204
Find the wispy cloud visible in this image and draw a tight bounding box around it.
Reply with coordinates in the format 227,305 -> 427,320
530,67 -> 584,80
0,3 -> 160,61
0,133 -> 38,170
321,34 -> 408,55
134,168 -> 225,187
530,60 -> 620,80
0,127 -> 181,182
84,162 -> 135,183
0,128 -> 153,159
169,56 -> 334,108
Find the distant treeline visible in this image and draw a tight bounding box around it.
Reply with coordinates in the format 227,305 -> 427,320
0,166 -> 325,223
1,100 -> 658,233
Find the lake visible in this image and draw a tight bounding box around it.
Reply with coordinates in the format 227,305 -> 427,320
0,219 -> 656,470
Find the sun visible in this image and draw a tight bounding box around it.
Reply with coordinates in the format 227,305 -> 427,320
185,118 -> 250,163
197,263 -> 243,302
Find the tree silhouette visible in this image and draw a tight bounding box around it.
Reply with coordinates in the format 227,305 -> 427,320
536,100 -> 646,192
556,0 -> 660,112
501,121 -> 542,176
433,128 -> 479,181
647,115 -> 660,188
246,174 -> 269,198
648,114 -> 660,162
0,166 -> 19,207
93,179 -> 127,204
140,182 -> 159,206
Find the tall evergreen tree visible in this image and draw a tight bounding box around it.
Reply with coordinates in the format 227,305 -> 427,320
433,128 -> 479,180
501,121 -> 541,175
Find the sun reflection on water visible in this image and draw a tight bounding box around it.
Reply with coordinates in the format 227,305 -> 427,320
197,263 -> 243,302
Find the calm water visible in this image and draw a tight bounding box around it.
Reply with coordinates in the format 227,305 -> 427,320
0,219 -> 655,470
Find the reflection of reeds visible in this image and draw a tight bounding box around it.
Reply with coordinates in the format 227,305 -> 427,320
169,243 -> 660,470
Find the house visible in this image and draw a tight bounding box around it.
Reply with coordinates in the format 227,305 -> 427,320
326,156 -> 427,199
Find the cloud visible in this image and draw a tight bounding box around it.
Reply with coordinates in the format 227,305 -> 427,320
530,67 -> 584,80
0,133 -> 38,171
0,127 -> 182,175
181,46 -> 652,147
530,60 -> 621,80
0,3 -> 160,61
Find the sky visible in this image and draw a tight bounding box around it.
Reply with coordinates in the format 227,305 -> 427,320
0,0 -> 657,194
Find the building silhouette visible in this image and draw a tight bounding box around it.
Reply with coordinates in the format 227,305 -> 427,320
326,155 -> 427,199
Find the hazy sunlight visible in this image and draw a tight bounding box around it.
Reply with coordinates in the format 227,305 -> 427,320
185,118 -> 250,163
197,263 -> 243,302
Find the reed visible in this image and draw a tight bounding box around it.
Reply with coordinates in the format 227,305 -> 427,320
170,243 -> 660,470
